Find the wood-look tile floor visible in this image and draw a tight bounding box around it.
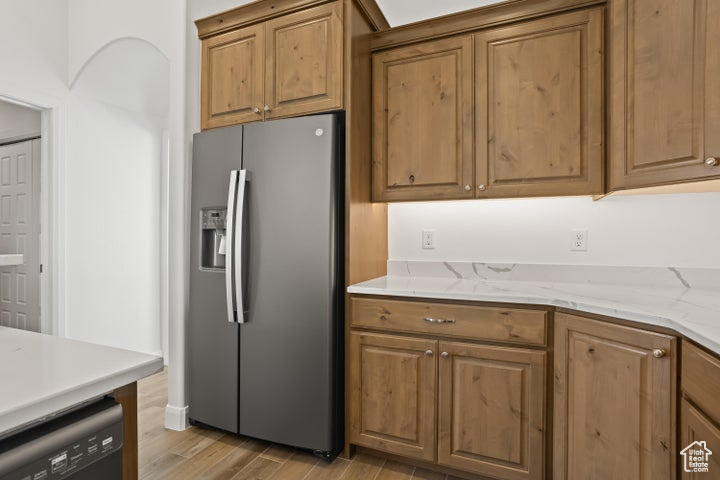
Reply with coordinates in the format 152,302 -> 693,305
138,370 -> 463,480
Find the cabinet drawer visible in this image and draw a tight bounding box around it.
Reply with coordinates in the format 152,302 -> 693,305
682,341 -> 720,424
351,296 -> 547,345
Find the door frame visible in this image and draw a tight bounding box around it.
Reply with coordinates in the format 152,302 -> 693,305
0,89 -> 172,353
0,92 -> 61,335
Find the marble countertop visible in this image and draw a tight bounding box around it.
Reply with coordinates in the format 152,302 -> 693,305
348,262 -> 720,355
0,327 -> 163,437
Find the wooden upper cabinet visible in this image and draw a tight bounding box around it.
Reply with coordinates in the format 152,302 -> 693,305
705,0 -> 720,166
199,1 -> 345,129
201,24 -> 265,129
437,342 -> 545,480
372,36 -> 474,202
554,313 -> 676,480
475,8 -> 604,198
349,332 -> 437,462
264,3 -> 343,119
609,0 -> 720,188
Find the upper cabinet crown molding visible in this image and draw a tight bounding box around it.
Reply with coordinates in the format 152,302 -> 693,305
370,0 -> 605,51
196,0 -> 388,39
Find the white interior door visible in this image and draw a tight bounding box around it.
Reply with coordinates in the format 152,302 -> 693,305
0,139 -> 40,331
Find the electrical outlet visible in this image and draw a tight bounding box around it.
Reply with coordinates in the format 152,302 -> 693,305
571,229 -> 588,251
422,230 -> 435,250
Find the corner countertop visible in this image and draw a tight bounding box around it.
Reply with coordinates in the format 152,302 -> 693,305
0,327 -> 163,437
348,261 -> 720,355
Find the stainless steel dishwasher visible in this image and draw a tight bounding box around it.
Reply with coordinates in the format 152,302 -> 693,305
0,398 -> 123,480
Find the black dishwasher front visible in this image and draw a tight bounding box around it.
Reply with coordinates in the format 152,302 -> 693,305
0,398 -> 123,480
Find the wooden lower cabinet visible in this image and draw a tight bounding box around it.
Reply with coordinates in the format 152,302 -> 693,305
437,342 -> 546,480
350,330 -> 546,480
349,332 -> 437,462
553,313 -> 677,480
680,399 -> 720,479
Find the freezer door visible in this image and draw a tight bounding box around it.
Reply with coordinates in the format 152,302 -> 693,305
239,114 -> 341,452
188,125 -> 243,433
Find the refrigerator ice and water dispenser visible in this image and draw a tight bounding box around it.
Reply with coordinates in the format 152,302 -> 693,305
200,208 -> 227,270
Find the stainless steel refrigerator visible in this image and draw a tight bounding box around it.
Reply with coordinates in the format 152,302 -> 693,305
188,113 -> 344,460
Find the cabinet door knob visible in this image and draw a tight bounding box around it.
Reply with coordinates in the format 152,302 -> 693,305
425,350 -> 433,357
478,184 -> 486,191
441,352 -> 449,359
464,184 -> 471,191
253,107 -> 261,114
706,157 -> 718,166
263,105 -> 271,113
652,348 -> 666,358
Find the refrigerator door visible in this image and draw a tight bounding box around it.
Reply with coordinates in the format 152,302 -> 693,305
188,125 -> 243,433
239,114 -> 340,452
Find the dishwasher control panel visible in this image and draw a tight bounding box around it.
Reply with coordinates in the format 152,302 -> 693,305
0,400 -> 123,480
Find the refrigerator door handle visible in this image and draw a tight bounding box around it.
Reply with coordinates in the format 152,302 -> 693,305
225,170 -> 239,323
234,169 -> 249,324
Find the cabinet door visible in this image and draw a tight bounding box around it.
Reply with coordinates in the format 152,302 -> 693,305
554,313 -> 677,480
372,36 -> 474,202
264,3 -> 343,119
437,342 -> 546,480
201,24 -> 265,129
475,9 -> 603,198
680,400 -> 720,479
608,0 -> 720,188
706,0 -> 720,165
349,332 -> 437,462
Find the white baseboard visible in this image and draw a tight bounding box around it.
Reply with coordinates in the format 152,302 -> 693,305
164,404 -> 189,431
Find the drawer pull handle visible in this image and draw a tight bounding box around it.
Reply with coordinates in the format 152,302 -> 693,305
423,317 -> 456,324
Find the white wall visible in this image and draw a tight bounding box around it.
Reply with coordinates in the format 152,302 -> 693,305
376,0 -> 504,26
64,37 -> 170,356
65,98 -> 162,353
0,100 -> 41,141
63,0 -> 184,362
0,1 -> 184,360
0,1 -> 69,98
389,193 -> 720,268
68,0 -> 179,83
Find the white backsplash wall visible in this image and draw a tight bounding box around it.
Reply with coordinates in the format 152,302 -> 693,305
389,193 -> 720,268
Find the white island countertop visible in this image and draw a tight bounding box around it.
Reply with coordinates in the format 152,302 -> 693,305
0,327 -> 163,436
348,262 -> 720,355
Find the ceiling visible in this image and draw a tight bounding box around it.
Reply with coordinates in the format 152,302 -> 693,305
374,0 -> 505,26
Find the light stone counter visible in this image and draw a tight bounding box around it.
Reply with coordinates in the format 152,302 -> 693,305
348,262 -> 720,355
0,327 -> 163,437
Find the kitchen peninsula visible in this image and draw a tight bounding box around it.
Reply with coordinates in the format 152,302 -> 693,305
0,327 -> 163,479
